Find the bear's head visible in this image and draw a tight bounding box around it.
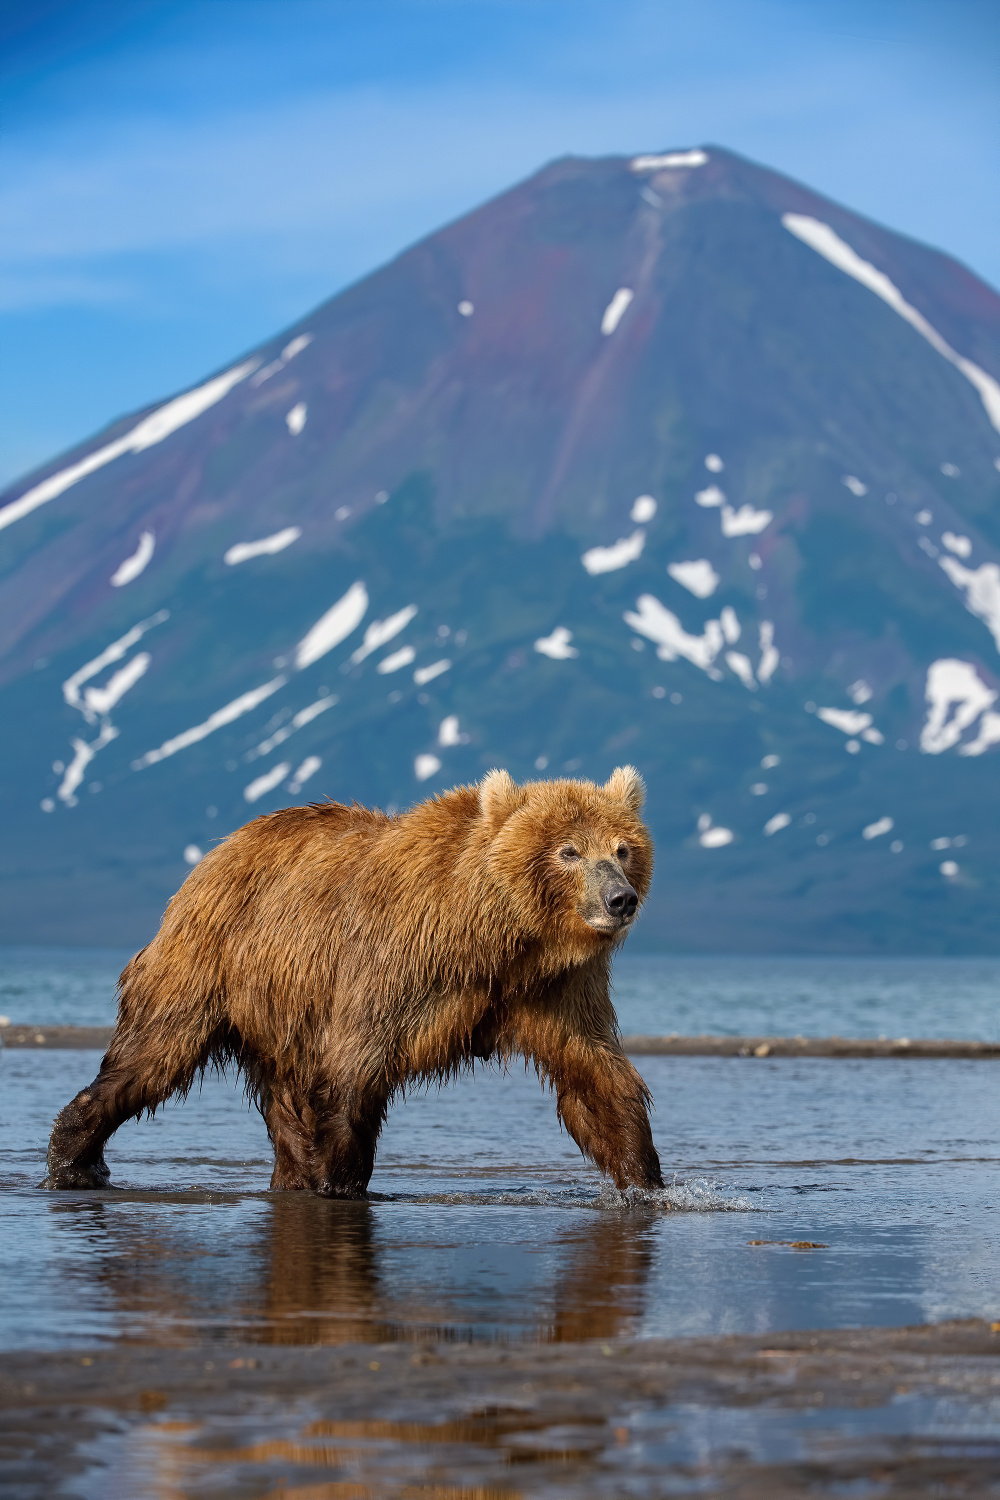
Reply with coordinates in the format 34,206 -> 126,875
478,766 -> 653,959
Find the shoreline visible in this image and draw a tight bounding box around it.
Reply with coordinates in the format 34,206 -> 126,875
3,1022 -> 999,1057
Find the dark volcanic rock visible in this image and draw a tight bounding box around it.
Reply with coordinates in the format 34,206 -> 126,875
2,145 -> 999,950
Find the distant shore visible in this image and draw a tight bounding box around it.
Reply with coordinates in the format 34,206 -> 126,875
3,1023 -> 998,1058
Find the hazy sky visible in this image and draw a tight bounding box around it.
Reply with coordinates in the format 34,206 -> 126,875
2,0 -> 997,487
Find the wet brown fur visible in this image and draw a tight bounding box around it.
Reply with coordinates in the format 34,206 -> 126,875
44,766 -> 663,1197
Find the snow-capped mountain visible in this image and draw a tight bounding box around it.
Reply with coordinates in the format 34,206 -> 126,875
2,145 -> 1000,951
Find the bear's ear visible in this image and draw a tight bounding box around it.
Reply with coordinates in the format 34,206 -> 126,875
479,768 -> 526,826
605,764 -> 645,813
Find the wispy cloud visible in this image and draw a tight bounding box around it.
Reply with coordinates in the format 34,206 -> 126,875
2,38 -> 997,305
1,0 -> 996,486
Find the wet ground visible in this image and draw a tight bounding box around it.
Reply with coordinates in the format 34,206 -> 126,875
5,1320 -> 1000,1497
3,1038 -> 1000,1494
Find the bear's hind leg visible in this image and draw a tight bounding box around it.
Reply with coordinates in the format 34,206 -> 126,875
262,1087 -> 315,1192
43,1035 -> 210,1189
308,1079 -> 389,1199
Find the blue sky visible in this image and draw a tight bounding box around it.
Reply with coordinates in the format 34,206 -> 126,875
2,0 -> 997,488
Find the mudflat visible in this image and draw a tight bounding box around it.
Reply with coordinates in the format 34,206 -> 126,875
4,1320 -> 1000,1496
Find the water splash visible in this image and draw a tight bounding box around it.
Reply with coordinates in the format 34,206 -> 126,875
378,1176 -> 756,1212
598,1175 -> 757,1213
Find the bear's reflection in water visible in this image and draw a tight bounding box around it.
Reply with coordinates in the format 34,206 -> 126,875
49,1193 -> 656,1346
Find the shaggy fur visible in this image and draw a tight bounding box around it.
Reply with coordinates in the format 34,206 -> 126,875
44,766 -> 663,1197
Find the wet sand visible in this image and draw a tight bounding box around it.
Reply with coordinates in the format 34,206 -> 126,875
4,1320 -> 1000,1496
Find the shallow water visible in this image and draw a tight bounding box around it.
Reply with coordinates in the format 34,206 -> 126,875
2,1045 -> 998,1352
3,946 -> 1000,1037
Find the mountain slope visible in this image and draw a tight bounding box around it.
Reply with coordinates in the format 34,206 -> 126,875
2,145 -> 1000,951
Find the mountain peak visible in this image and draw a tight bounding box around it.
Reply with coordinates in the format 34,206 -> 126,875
3,147 -> 1000,950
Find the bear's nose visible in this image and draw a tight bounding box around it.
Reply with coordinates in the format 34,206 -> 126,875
604,883 -> 638,920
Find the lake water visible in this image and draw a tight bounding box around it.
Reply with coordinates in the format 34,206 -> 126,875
2,946 -> 999,1355
3,946 -> 1000,1037
4,949 -> 999,1493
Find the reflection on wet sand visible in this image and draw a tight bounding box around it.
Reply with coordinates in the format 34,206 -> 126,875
260,1196 -> 385,1345
42,1190 -> 656,1348
546,1209 -> 655,1343
143,1408 -> 588,1499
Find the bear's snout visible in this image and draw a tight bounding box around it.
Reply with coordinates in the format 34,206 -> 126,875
603,882 -> 638,922
578,858 -> 641,932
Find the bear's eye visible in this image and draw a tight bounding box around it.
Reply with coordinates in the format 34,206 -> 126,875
617,844 -> 630,861
560,846 -> 581,862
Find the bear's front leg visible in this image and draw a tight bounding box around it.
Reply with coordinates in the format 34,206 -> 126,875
550,1045 -> 664,1192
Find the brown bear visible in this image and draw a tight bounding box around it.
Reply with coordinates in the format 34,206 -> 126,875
43,766 -> 663,1197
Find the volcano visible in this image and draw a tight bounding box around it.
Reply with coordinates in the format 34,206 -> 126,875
2,145 -> 1000,952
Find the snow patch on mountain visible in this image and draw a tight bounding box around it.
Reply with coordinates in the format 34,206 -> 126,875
961,711 -> 1000,757
721,504 -> 772,537
697,813 -> 733,847
110,531 -> 155,587
582,531 -> 645,574
289,755 -> 322,793
414,659 -> 451,685
726,651 -> 756,690
938,557 -> 1000,653
694,485 -> 771,536
415,753 -> 441,781
624,596 -> 724,675
58,723 -> 119,807
296,581 -> 368,669
601,288 -> 634,335
63,611 -> 168,722
921,659 -> 996,754
83,653 -> 150,719
350,605 -> 418,664
250,332 -> 313,387
818,707 -> 874,736
0,359 -> 258,535
695,484 -> 725,507
224,527 -> 301,566
438,715 -> 465,747
631,150 -> 708,171
244,762 -> 292,803
783,214 -> 1000,436
282,334 -> 312,361
248,693 -> 337,759
535,626 -> 578,660
758,622 -> 779,684
668,559 -> 718,598
133,676 -> 287,769
377,644 -> 416,674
